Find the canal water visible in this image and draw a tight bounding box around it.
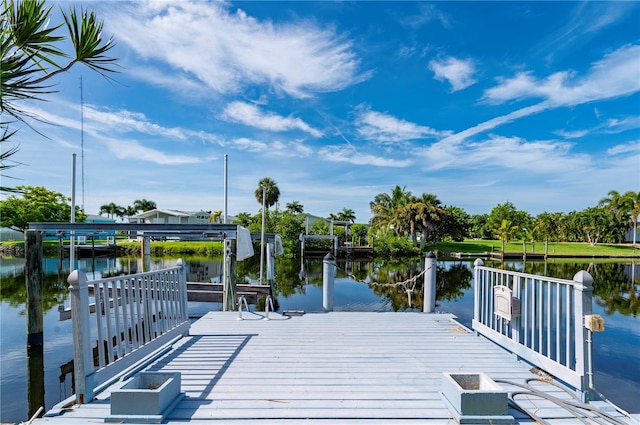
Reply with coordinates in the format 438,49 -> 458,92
0,254 -> 638,423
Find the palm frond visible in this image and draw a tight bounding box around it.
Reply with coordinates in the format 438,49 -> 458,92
62,6 -> 120,77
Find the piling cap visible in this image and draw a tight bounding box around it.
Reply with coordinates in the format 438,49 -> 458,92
426,251 -> 436,258
324,252 -> 335,261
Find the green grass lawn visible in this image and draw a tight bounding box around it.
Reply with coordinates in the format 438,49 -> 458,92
434,239 -> 640,257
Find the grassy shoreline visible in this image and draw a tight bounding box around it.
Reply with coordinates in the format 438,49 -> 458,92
1,238 -> 638,258
433,240 -> 639,258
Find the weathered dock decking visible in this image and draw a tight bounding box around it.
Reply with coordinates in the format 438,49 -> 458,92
37,312 -> 634,424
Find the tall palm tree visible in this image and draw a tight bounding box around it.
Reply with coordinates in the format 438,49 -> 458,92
623,191 -> 640,245
285,201 -> 304,214
254,177 -> 280,210
133,199 -> 156,212
417,193 -> 444,247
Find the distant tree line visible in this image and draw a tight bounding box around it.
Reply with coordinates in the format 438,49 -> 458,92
1,183 -> 637,257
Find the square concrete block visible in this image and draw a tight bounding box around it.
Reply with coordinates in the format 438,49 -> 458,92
109,372 -> 182,422
441,372 -> 512,423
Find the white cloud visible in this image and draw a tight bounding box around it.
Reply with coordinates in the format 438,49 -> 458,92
319,146 -> 413,167
607,141 -> 640,156
429,56 -> 477,92
554,129 -> 588,139
230,137 -> 268,152
400,3 -> 451,28
106,2 -> 369,99
420,135 -> 591,175
356,108 -> 448,143
222,101 -> 322,137
483,44 -> 640,106
105,139 -> 202,165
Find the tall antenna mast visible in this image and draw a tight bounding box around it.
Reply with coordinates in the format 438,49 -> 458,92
80,76 -> 85,210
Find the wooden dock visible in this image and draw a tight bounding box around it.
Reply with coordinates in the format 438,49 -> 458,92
36,312 -> 635,424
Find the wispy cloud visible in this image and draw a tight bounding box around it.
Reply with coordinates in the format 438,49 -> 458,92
355,108 -> 448,143
607,141 -> 640,156
429,56 -> 477,92
319,146 -> 413,167
104,139 -> 202,165
105,2 -> 369,99
483,44 -> 640,106
420,135 -> 591,175
221,101 -> 322,137
553,129 -> 588,139
400,3 -> 451,28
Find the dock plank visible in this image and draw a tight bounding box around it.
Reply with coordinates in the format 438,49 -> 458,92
36,311 -> 634,424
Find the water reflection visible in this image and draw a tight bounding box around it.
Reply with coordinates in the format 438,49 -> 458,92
0,254 -> 638,423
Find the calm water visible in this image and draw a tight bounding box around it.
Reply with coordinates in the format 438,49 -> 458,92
1,255 -> 638,423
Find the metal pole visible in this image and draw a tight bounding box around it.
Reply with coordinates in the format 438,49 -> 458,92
223,154 -> 228,224
323,252 -> 335,312
259,186 -> 266,284
423,251 -> 436,313
70,154 -> 76,271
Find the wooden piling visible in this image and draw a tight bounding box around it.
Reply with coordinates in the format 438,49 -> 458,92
25,230 -> 44,347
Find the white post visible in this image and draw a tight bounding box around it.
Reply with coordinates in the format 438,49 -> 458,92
573,270 -> 594,401
68,270 -> 93,404
259,187 -> 266,284
70,154 -> 76,270
223,239 -> 235,311
266,242 -> 275,285
223,154 -> 228,224
423,251 -> 436,313
322,252 -> 335,312
177,259 -> 188,319
473,259 -> 484,323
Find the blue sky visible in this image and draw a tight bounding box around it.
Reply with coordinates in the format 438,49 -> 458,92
5,1 -> 640,222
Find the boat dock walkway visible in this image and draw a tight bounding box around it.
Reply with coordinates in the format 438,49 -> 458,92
36,311 -> 636,424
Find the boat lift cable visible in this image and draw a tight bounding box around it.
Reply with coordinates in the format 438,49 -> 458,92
494,378 -> 636,425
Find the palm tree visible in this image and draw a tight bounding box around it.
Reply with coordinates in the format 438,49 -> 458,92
286,201 -> 304,214
337,208 -> 356,223
1,0 -> 118,191
254,178 -> 280,210
133,199 -> 156,212
233,212 -> 253,228
625,191 -> 640,245
495,219 -> 519,255
370,185 -> 411,236
123,206 -> 138,218
99,202 -> 123,219
417,193 -> 444,247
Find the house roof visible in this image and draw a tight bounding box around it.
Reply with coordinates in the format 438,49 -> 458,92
131,209 -> 206,219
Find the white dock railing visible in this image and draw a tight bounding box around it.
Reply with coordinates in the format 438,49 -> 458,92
67,259 -> 190,404
472,259 -> 599,401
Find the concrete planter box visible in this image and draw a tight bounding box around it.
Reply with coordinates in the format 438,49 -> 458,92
440,372 -> 513,424
107,372 -> 183,423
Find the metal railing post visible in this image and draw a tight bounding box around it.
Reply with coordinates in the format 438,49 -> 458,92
68,270 -> 94,403
573,270 -> 594,401
323,252 -> 335,312
473,259 -> 484,323
177,259 -> 188,320
423,251 -> 436,313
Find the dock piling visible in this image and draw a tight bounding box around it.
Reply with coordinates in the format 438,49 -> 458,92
25,230 -> 44,347
322,252 -> 335,312
423,251 -> 436,313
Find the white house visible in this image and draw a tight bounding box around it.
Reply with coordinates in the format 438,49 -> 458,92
128,209 -> 211,225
